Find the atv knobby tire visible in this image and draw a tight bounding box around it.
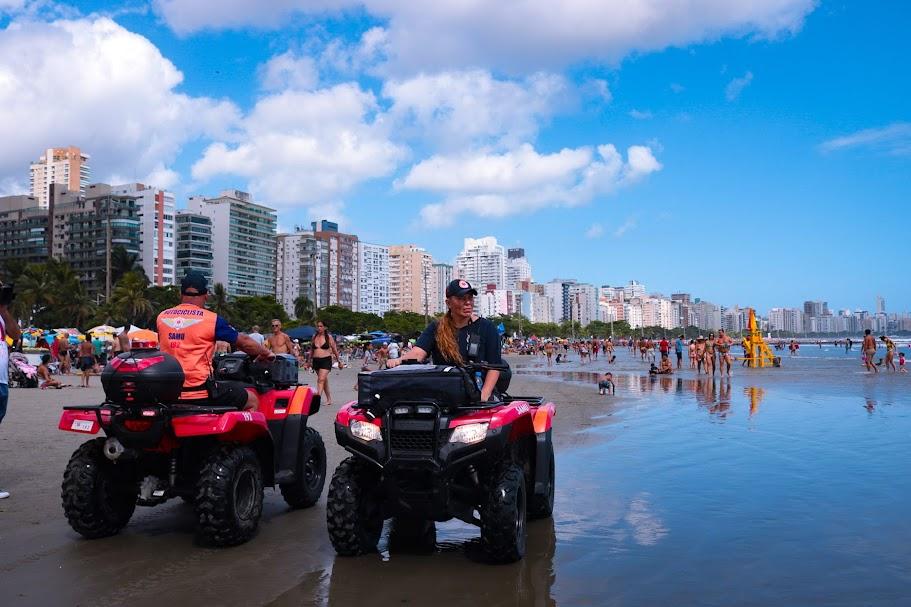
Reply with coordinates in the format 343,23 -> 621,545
529,446 -> 555,519
481,463 -> 527,563
195,445 -> 264,547
280,427 -> 327,509
61,437 -> 137,539
326,457 -> 383,556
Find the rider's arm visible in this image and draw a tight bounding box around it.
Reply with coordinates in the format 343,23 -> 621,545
387,345 -> 428,367
235,333 -> 274,361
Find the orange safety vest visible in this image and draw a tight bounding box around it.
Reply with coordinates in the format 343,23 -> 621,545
157,303 -> 217,399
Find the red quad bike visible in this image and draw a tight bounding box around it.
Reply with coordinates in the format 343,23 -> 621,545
58,349 -> 326,547
327,361 -> 556,563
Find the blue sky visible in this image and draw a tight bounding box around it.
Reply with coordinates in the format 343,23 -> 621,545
1,1 -> 908,312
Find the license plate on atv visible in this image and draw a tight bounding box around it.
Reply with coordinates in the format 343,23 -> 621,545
70,419 -> 95,432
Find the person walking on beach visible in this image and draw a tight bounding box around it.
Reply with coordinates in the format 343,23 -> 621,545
544,341 -> 554,366
265,319 -> 294,354
716,329 -> 734,377
77,338 -> 94,387
862,329 -> 877,373
310,320 -> 343,407
898,351 -> 906,373
695,337 -> 706,374
1,286 -> 22,499
881,336 -> 896,372
704,333 -> 717,376
674,335 -> 684,369
659,337 -> 670,361
689,339 -> 697,369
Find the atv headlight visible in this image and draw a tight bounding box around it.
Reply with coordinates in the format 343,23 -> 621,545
449,422 -> 488,445
350,420 -> 382,442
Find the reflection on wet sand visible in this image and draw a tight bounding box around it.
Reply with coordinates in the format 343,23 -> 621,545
323,519 -> 556,607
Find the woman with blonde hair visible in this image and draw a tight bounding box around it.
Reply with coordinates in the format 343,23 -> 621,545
388,279 -> 504,401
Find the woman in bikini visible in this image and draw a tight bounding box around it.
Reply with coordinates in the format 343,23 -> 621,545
310,320 -> 343,406
704,332 -> 716,376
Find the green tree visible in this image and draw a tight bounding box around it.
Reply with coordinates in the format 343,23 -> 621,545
147,285 -> 181,313
109,245 -> 145,285
293,295 -> 316,323
382,310 -> 427,338
210,283 -> 231,318
110,271 -> 153,327
231,296 -> 289,331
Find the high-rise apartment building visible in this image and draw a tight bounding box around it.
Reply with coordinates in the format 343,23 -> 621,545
389,244 -> 433,314
506,247 -> 532,289
431,263 -> 453,314
311,220 -> 358,310
51,183 -> 141,296
568,283 -> 599,327
175,211 -> 213,283
692,299 -> 722,331
276,230 -> 328,317
188,190 -> 276,298
112,183 -> 176,286
768,307 -> 804,334
876,296 -> 885,314
624,280 -> 646,300
356,242 -> 389,316
0,195 -> 48,265
803,300 -> 829,318
455,237 -> 506,289
30,146 -> 90,208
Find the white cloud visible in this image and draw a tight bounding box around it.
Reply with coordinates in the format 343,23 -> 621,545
725,70 -> 754,100
585,223 -> 604,239
591,79 -> 613,103
191,84 -> 407,211
614,217 -> 637,238
819,122 -> 911,156
629,109 -> 653,120
154,1 -> 816,73
383,70 -> 567,150
670,82 -> 685,93
401,143 -> 661,227
259,50 -> 319,91
0,17 -> 240,192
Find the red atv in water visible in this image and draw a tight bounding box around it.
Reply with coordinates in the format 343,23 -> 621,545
58,349 -> 326,547
327,362 -> 555,563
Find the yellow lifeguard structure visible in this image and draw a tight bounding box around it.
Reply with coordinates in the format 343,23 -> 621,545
740,308 -> 780,368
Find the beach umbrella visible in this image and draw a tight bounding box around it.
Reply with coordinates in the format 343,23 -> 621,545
286,326 -> 316,341
128,328 -> 159,348
89,325 -> 118,335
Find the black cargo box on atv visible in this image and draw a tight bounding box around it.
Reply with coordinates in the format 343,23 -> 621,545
357,364 -> 480,414
101,349 -> 185,405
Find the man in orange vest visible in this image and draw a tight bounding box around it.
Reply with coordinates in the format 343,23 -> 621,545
157,272 -> 274,410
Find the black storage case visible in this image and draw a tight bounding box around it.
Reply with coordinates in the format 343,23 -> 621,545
357,364 -> 480,414
214,352 -> 298,387
213,352 -> 248,380
265,354 -> 299,387
101,349 -> 185,405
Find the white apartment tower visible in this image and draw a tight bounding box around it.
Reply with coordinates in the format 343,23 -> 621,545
455,237 -> 507,289
112,183 -> 176,286
356,242 -> 390,316
506,247 -> 532,289
389,244 -> 434,314
432,263 -> 453,314
188,190 -> 277,298
29,146 -> 90,208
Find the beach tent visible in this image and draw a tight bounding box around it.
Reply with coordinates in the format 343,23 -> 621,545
128,328 -> 159,347
286,326 -> 316,342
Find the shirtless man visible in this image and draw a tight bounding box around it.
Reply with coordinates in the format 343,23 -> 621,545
544,341 -> 554,366
77,339 -> 95,387
862,329 -> 877,373
716,328 -> 734,377
704,332 -> 716,376
695,336 -> 706,374
265,319 -> 294,354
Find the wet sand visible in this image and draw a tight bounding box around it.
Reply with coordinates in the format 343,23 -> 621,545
1,349 -> 908,606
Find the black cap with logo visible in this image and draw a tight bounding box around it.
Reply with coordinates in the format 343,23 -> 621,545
181,271 -> 209,296
445,279 -> 478,298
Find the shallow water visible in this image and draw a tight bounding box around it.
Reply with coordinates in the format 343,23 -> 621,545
325,352 -> 910,606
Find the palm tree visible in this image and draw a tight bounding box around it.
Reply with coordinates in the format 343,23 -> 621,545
294,295 -> 316,323
210,283 -> 231,318
111,271 -> 153,327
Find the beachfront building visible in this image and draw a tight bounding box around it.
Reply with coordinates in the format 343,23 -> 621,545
431,262 -> 453,314
174,211 -> 213,283
30,146 -> 90,208
691,300 -> 722,331
477,288 -> 510,318
568,283 -> 599,327
768,307 -> 804,334
188,190 -> 276,298
275,230 -> 328,317
642,296 -> 676,330
506,248 -> 532,289
455,236 -> 507,289
310,220 -> 358,309
52,183 -> 141,297
0,195 -> 48,266
389,244 -> 433,314
356,242 -> 389,316
624,280 -> 646,300
544,278 -> 578,322
111,183 -> 176,286
625,299 -> 644,329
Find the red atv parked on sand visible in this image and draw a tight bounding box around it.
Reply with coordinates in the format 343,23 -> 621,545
58,349 -> 326,547
327,361 -> 556,563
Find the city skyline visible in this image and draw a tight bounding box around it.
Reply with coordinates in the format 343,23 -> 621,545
0,2 -> 908,310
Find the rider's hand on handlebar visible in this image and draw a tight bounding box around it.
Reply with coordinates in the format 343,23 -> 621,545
255,350 -> 276,364
386,358 -> 402,368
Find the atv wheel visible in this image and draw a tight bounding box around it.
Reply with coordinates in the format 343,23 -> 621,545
529,446 -> 555,519
481,463 -> 527,563
195,445 -> 264,547
280,427 -> 327,509
326,457 -> 383,556
61,437 -> 137,539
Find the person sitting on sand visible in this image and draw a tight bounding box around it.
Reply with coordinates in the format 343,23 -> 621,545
648,362 -> 659,375
38,354 -> 67,389
657,354 -> 674,375
598,372 -> 615,395
899,352 -> 906,373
